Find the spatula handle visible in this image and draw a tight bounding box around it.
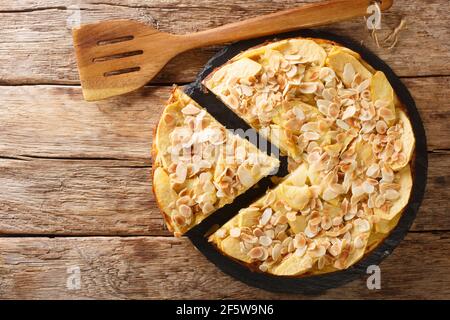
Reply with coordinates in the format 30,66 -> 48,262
184,0 -> 393,48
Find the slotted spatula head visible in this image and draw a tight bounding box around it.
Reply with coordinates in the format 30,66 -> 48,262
73,20 -> 182,101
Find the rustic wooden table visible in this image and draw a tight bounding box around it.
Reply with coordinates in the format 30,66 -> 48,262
0,0 -> 449,300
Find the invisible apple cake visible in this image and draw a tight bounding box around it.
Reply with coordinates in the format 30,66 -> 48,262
154,37 -> 415,276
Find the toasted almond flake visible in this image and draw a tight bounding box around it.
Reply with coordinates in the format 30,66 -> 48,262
263,192 -> 276,208
240,85 -> 253,97
285,118 -> 300,131
357,79 -> 371,93
294,233 -> 307,248
301,122 -> 318,132
322,187 -> 339,201
172,214 -> 186,226
260,207 -> 273,226
309,245 -> 326,258
343,63 -> 356,85
341,197 -> 350,212
309,216 -> 322,227
344,209 -> 357,221
319,67 -> 336,82
303,131 -> 321,141
304,226 -> 318,238
307,151 -> 321,164
272,243 -> 282,261
163,113 -> 176,126
286,211 -> 297,222
328,103 -> 340,118
376,120 -> 388,134
259,264 -> 268,272
366,163 -> 380,178
282,236 -> 293,248
332,216 -> 343,226
230,227 -> 241,238
294,246 -> 307,257
336,119 -> 350,130
216,228 -> 227,239
241,233 -> 258,244
285,53 -> 302,61
394,139 -> 403,153
352,182 -> 365,197
293,107 -> 305,121
354,235 -> 365,249
202,202 -> 216,214
181,104 -> 201,115
174,163 -> 188,184
226,93 -> 240,110
379,107 -> 395,120
309,185 -> 321,199
322,87 -> 336,101
286,65 -> 298,78
261,247 -> 270,261
176,195 -> 191,207
381,164 -> 395,182
385,189 -> 401,200
264,229 -> 275,239
374,194 -> 386,208
362,180 -> 375,194
360,89 -> 371,101
259,235 -> 273,247
342,105 -> 357,120
276,215 -> 288,225
248,246 -> 264,260
178,204 -> 192,219
317,99 -> 330,116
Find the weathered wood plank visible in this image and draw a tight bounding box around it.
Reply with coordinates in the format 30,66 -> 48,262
0,77 -> 448,162
0,0 -> 448,85
0,152 -> 448,235
0,233 -> 448,299
0,159 -> 166,235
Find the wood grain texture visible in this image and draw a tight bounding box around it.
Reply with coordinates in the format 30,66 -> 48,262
0,152 -> 448,235
0,233 -> 448,299
0,0 -> 448,86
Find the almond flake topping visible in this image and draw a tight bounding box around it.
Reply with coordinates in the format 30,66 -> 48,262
181,104 -> 201,115
237,165 -> 254,187
230,227 -> 241,238
354,218 -> 371,233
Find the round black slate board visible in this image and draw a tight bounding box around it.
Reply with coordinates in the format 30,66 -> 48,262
183,29 -> 428,294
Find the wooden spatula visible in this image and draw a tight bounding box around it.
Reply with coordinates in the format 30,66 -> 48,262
73,0 -> 393,101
